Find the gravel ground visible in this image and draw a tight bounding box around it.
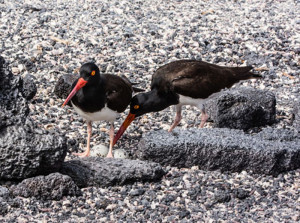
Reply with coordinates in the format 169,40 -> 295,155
0,0 -> 299,222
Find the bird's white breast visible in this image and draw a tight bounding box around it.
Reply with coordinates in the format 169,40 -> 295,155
71,102 -> 119,122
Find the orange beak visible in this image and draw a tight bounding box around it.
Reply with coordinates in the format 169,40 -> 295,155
113,113 -> 136,145
62,78 -> 87,107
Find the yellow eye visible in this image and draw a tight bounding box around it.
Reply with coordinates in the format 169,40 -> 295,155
91,70 -> 96,76
134,105 -> 139,109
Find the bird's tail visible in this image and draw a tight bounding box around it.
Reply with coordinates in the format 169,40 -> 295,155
132,86 -> 145,92
121,75 -> 145,92
232,66 -> 263,80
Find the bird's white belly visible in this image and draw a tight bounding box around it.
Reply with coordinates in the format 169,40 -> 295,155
71,102 -> 118,122
178,91 -> 223,109
178,95 -> 206,109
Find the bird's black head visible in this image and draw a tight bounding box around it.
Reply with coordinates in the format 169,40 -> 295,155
113,89 -> 178,145
79,62 -> 101,85
129,89 -> 178,117
62,62 -> 101,107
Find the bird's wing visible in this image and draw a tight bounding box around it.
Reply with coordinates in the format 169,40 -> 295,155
152,60 -> 244,98
104,74 -> 133,113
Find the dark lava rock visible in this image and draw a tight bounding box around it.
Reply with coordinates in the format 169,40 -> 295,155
214,191 -> 231,203
10,173 -> 82,200
205,88 -> 276,130
0,186 -> 10,215
21,74 -> 37,100
129,188 -> 145,196
254,128 -> 299,142
0,123 -> 67,180
0,186 -> 10,199
233,188 -> 250,200
60,157 -> 165,188
0,56 -> 67,180
137,128 -> 300,176
0,200 -> 8,216
54,73 -> 78,100
0,57 -> 29,128
292,101 -> 300,132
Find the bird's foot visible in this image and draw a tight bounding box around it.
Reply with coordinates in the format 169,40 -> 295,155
106,152 -> 114,158
199,113 -> 209,128
73,151 -> 90,157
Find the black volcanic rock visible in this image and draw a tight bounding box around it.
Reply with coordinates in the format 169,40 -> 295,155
292,100 -> 300,132
137,128 -> 300,176
0,57 -> 29,128
0,123 -> 67,179
0,56 -> 67,180
0,201 -> 8,216
21,74 -> 37,100
254,127 -> 299,142
205,88 -> 276,130
0,186 -> 10,215
0,186 -> 10,200
10,173 -> 82,200
214,191 -> 231,203
54,73 -> 78,100
60,157 -> 166,188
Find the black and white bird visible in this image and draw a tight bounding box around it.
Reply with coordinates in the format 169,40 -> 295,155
113,59 -> 262,144
62,62 -> 143,158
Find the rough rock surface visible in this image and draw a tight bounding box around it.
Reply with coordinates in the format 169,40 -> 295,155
0,186 -> 10,200
10,173 -> 82,200
0,56 -> 30,128
0,200 -> 8,216
137,128 -> 300,176
53,73 -> 77,100
0,56 -> 67,180
22,74 -> 37,100
0,186 -> 11,216
254,127 -> 299,142
0,124 -> 67,180
205,88 -> 276,130
292,101 -> 300,132
61,157 -> 166,188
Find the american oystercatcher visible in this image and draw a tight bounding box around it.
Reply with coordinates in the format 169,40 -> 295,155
62,62 -> 143,158
113,59 -> 262,144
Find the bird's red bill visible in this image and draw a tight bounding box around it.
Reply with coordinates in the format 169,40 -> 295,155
113,113 -> 136,145
62,77 -> 87,107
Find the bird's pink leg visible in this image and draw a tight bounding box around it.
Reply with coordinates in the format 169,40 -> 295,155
73,121 -> 92,157
106,122 -> 114,158
199,111 -> 209,128
168,105 -> 182,132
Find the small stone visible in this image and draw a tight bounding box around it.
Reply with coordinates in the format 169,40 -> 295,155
129,188 -> 145,196
0,186 -> 10,199
233,189 -> 250,200
11,67 -> 20,74
214,191 -> 231,203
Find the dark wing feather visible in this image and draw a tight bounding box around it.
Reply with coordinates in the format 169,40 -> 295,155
120,75 -> 145,92
104,74 -> 133,113
152,60 -> 258,99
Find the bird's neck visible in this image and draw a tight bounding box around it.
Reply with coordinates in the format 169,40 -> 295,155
147,88 -> 179,112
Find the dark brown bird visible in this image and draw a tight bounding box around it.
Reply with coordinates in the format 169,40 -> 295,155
113,59 -> 262,144
62,62 -> 143,158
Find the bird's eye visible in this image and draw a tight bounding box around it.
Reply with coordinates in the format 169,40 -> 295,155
91,70 -> 96,76
134,105 -> 139,109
